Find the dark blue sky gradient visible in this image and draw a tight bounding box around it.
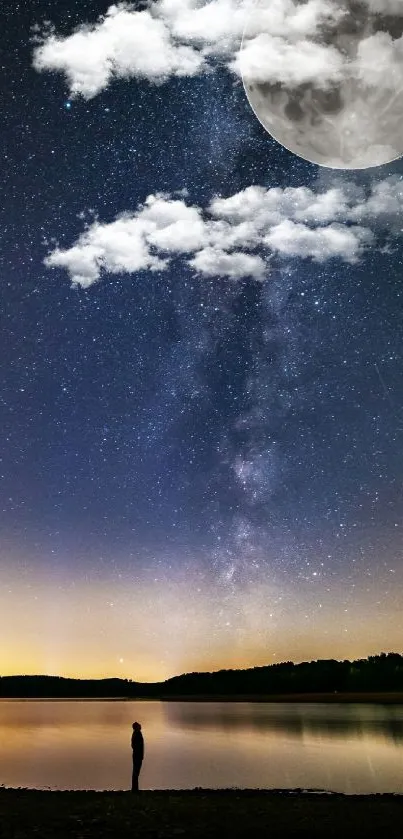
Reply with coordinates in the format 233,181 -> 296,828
1,0 -> 403,676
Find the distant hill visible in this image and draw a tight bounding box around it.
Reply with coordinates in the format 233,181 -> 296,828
1,653 -> 403,698
0,676 -> 146,699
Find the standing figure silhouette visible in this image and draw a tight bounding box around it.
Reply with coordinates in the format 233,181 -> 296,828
131,721 -> 144,791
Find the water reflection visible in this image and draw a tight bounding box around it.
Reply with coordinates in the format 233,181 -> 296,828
0,700 -> 403,793
164,702 -> 403,743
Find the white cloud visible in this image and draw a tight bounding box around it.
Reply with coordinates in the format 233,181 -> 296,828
44,178 -> 402,287
32,0 -> 403,101
139,195 -> 207,252
355,31 -> 403,90
210,184 -> 351,225
349,176 -> 403,220
239,0 -> 403,94
158,0 -> 245,51
45,216 -> 167,287
33,4 -> 206,97
189,247 -> 265,279
234,33 -> 344,87
264,219 -> 373,262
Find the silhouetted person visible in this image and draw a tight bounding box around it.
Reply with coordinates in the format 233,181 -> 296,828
131,721 -> 144,791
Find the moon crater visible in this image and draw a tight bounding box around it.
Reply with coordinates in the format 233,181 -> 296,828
240,0 -> 403,168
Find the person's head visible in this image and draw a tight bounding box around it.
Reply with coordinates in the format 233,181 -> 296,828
132,721 -> 141,731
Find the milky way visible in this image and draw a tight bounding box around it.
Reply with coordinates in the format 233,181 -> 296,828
0,0 -> 402,680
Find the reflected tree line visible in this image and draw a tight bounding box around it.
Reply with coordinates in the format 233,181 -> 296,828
165,706 -> 403,743
1,653 -> 403,699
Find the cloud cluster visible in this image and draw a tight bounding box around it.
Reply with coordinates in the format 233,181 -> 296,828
44,177 -> 403,286
33,0 -> 403,99
236,33 -> 344,88
32,0 -> 236,97
239,0 -> 403,91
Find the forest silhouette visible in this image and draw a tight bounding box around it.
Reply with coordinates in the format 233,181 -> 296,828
1,653 -> 403,698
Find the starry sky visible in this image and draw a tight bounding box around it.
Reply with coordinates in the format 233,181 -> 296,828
1,0 -> 403,681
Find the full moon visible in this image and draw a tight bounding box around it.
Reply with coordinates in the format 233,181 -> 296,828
240,0 -> 403,169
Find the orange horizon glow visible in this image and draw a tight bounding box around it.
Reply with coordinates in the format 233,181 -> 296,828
2,558 -> 403,683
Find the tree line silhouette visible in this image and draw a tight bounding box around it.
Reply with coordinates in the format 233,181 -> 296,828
1,653 -> 403,698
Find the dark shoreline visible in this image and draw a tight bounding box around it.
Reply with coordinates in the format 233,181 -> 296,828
1,788 -> 403,838
2,692 -> 403,702
3,654 -> 403,702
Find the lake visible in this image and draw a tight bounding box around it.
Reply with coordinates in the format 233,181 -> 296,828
1,700 -> 403,793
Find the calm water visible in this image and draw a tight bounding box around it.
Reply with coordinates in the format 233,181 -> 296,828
1,700 -> 403,793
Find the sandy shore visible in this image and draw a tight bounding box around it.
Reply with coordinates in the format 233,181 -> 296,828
1,788 -> 403,838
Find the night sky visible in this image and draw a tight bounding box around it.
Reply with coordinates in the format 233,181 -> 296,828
1,0 -> 403,681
